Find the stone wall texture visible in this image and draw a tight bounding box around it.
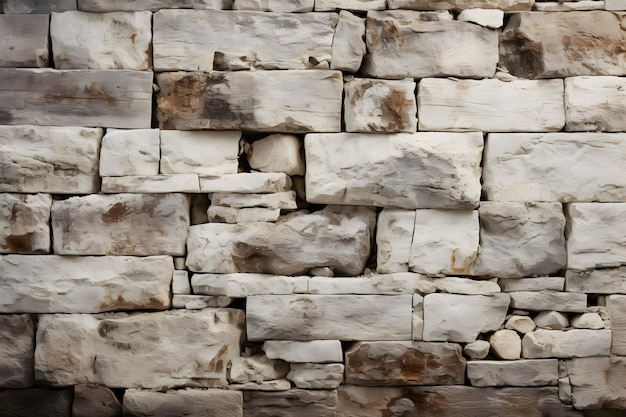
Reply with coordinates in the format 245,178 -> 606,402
1,1 -> 626,416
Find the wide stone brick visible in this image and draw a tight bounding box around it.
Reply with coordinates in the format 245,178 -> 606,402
0,193 -> 51,254
99,129 -> 160,177
0,14 -> 49,67
567,357 -> 626,409
78,0 -> 232,12
243,389 -> 337,417
467,360 -> 558,387
566,267 -> 626,294
123,389 -> 243,417
387,0 -> 533,10
522,329 -> 612,358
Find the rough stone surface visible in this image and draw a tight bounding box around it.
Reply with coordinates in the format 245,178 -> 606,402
72,384 -> 122,417
171,270 -> 190,295
505,315 -> 536,334
0,14 -> 49,67
467,359 -> 558,387
509,291 -> 588,312
233,0 -> 313,11
534,311 -> 570,330
571,313 -> 604,330
4,0 -> 76,13
500,277 -> 565,292
330,11 -> 366,72
123,389 -> 243,417
247,295 -> 413,341
243,389 -> 337,417
35,309 -> 245,388
99,129 -> 160,177
316,0 -> 385,10
567,357 -> 626,409
0,193 -> 51,254
309,273 -> 434,295
489,329 -> 521,360
423,293 -> 510,342
78,0 -> 233,12
345,341 -> 466,386
0,388 -> 73,417
458,8 -> 504,29
171,294 -> 233,309
376,209 -> 415,273
246,134 -> 305,176
534,1 -> 606,11
565,76 -> 626,132
263,340 -> 343,363
288,363 -> 344,389
101,174 -> 200,193
210,192 -> 297,210
229,356 -> 289,383
464,340 -> 491,360
305,132 -> 483,209
192,273 -> 309,297
608,295 -> 626,355
200,173 -> 292,194
566,268 -> 626,294
471,202 -> 566,278
434,278 -> 500,295
522,329 -> 612,358
0,314 -> 35,388
387,0 -> 533,10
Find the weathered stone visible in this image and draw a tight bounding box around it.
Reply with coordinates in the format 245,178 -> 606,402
344,78 -> 417,133
200,173 -> 292,194
78,0 -> 232,12
208,206 -> 281,224
413,295 -> 424,340
233,0 -> 313,11
288,363 -> 344,389
418,78 -> 565,132
4,0 -> 76,13
489,329 -> 521,360
499,277 -> 565,292
409,210 -> 479,276
309,273 -> 434,295
571,313 -> 604,330
153,10 -> 336,71
330,11 -> 366,72
305,132 -> 483,209
0,255 -> 173,313
567,357 -> 626,409
187,205 -> 375,275
608,295 -> 626,355
345,341 -> 465,386
157,70 -> 342,132
243,389 -> 337,417
0,125 -> 101,194
72,385 -> 122,417
458,8 -> 503,29
192,273 -> 309,297
231,380 -> 291,391
534,1 -> 605,11
0,388 -> 73,417
210,192 -> 297,210
246,134 -> 305,176
171,295 -> 232,309
566,203 -> 626,270
99,129 -> 159,177
52,193 -> 189,256
471,202 -> 566,278
566,77 -> 626,133
229,356 -> 289,383
505,315 -> 536,334
247,295 -> 412,341
500,12 -> 626,79
0,69 -> 152,128
263,340 -> 343,363
123,389 -> 243,417
522,329 -> 611,358
172,270 -> 190,295
433,278 -> 500,295
35,309 -> 244,388
566,268 -> 626,294
0,14 -> 49,67
160,130 -> 240,175
387,0 -> 533,10
464,340 -> 491,360
467,359 -> 558,387
376,209 -> 415,273
607,0 -> 626,9
316,0 -> 385,9
423,293 -> 510,343
0,314 -> 35,388
509,292 -> 587,312
101,175 -> 200,193
534,311 -> 569,330
0,193 -> 51,254
362,11 -> 496,79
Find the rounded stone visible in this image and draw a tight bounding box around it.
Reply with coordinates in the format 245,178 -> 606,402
490,329 -> 521,360
464,340 -> 490,360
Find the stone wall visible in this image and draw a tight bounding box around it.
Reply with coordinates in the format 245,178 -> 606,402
1,0 -> 626,416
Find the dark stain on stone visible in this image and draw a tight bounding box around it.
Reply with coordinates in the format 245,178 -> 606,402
0,108 -> 14,124
381,89 -> 413,131
5,233 -> 33,253
101,202 -> 129,223
82,82 -> 116,105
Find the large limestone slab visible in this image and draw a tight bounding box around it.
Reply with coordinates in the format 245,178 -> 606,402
522,329 -> 612,358
0,255 -> 173,313
243,389 -> 337,417
78,0 -> 232,11
99,129 -> 160,177
124,389 -> 243,417
187,205 -> 375,276
309,273 -> 435,295
247,295 -> 413,341
566,77 -> 626,132
0,69 -> 153,128
51,11 -> 152,70
362,11 -> 498,79
566,203 -> 626,270
433,277 -> 500,295
0,14 -> 49,67
418,78 -> 565,132
0,193 -> 51,254
157,70 -> 342,132
483,133 -> 626,202
387,0 -> 533,10
4,0 -> 76,13
500,12 -> 626,79
263,340 -> 343,363
345,341 -> 465,386
376,209 -> 415,273
305,132 -> 483,209
568,268 -> 626,294
233,0 -> 314,11
192,273 -> 308,297
509,291 -> 588,312
153,10 -> 337,71
609,295 -> 626,355
330,11 -> 366,73
0,388 -> 73,417
35,309 -> 245,388
471,202 -> 566,278
0,125 -> 101,194
0,314 -> 35,388
467,360 -> 558,387
567,357 -> 626,409
422,293 -> 510,342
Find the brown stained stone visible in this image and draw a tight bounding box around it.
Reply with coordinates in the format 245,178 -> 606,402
0,193 -> 51,254
345,341 -> 465,386
0,387 -> 73,417
72,385 -> 122,417
243,389 -> 337,417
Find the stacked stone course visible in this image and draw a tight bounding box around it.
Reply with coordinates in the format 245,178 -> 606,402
1,0 -> 626,416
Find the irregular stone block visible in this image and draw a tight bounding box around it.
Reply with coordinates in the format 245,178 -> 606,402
464,340 -> 490,360
160,130 -> 240,175
423,293 -> 510,342
72,385 -> 122,417
246,134 -> 305,176
0,125 -> 101,194
409,209 -> 479,276
534,311 -> 569,330
418,78 -> 565,132
458,8 -> 503,29
0,14 -> 49,67
51,11 -> 151,70
288,363 -> 344,389
157,70 -> 342,132
263,340 -> 343,363
376,209 -> 415,273
192,273 -> 308,297
153,10 -> 336,71
522,329 -> 612,358
200,173 -> 291,194
78,0 -> 232,12
483,133 -> 626,202
566,203 -> 626,270
0,69 -> 153,128
534,1 -> 605,11
187,205 -> 375,276
567,357 -> 626,409
35,309 -> 244,388
0,255 -> 173,313
571,313 -> 604,330
0,388 -> 73,417
433,277 -> 500,295
489,329 -> 521,360
499,277 -> 565,292
567,268 -> 626,294
123,389 -> 243,417
101,175 -> 200,193
330,11 -> 366,72
387,0 -> 533,10
344,78 -> 417,133
309,273 -> 434,295
4,0 -> 76,13
566,76 -> 626,132
52,193 -> 189,256
230,356 -> 289,383
0,314 -> 35,388
467,359 -> 558,387
247,295 -> 413,341
243,389 -> 337,417
99,129 -> 160,177
609,295 -> 626,355
345,341 -> 465,386
509,291 -> 588,312
471,202 -> 566,278
233,0 -> 313,11
210,192 -> 297,210
505,315 -> 536,334
305,132 -> 483,209
500,12 -> 626,79
0,193 -> 51,254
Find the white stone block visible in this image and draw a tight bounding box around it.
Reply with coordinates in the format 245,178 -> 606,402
567,357 -> 626,409
229,356 -> 289,383
330,11 -> 366,73
315,0 -> 385,10
78,0 -> 233,11
210,192 -> 297,209
606,0 -> 626,9
0,193 -> 51,254
233,0 -> 313,11
171,295 -> 232,309
263,340 -> 343,363
5,0 -> 76,13
387,0 -> 533,10
101,175 -> 201,193
123,389 -> 243,417
160,130 -> 240,175
308,273 -> 435,295
0,14 -> 49,67
509,292 -> 587,313
534,1 -> 605,11
566,268 -> 626,294
200,173 -> 292,194
376,209 -> 415,273
246,134 -> 305,176
565,76 -> 626,132
571,313 -> 604,330
99,129 -> 159,177
208,206 -> 281,224
172,270 -> 190,295
499,277 -> 565,292
433,277 -> 500,295
288,363 -> 344,389
467,360 -> 558,387
522,329 -> 612,358
457,8 -> 503,29
534,311 -> 569,330
608,295 -> 626,355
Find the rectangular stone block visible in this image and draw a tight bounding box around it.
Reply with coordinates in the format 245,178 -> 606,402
0,314 -> 35,388
483,133 -> 626,202
330,10 -> 366,73
609,295 -> 626,355
467,360 -> 558,387
156,70 -> 342,132
78,0 -> 231,11
200,173 -> 292,194
233,0 -> 314,11
376,209 -> 415,273
534,1 -> 605,11
263,340 -> 343,363
101,174 -> 201,193
509,291 -> 588,312
500,277 -> 565,292
210,192 -> 297,210
207,206 -> 280,224
0,14 -> 49,67
0,254 -> 173,313
566,203 -> 626,270
315,0 -> 385,10
387,0 -> 533,10
566,268 -> 626,294
4,0 -> 76,13
0,193 -> 51,254
305,132 -> 483,209
244,389 -> 337,417
308,273 -> 435,295
191,273 -> 309,297
153,10 -> 337,71
567,357 -> 626,410
0,125 -> 102,194
247,295 -> 413,341
565,76 -> 626,132
123,389 -> 243,417
35,309 -> 245,388
418,78 -> 565,132
522,329 -> 612,358
51,193 -> 189,256
99,129 -> 160,177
